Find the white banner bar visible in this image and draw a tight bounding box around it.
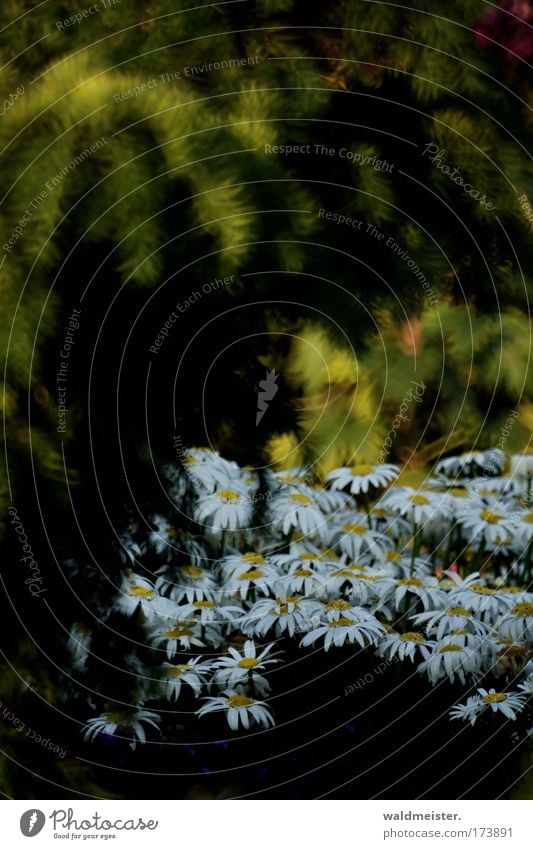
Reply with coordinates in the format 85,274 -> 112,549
1,800 -> 531,847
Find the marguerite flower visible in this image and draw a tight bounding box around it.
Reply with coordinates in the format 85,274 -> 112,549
326,463 -> 399,494
498,602 -> 533,642
411,606 -> 491,640
450,689 -> 526,725
212,640 -> 279,694
376,630 -> 432,662
156,564 -> 217,603
335,519 -> 388,560
82,708 -> 161,750
197,688 -> 274,730
300,611 -> 385,651
269,490 -> 326,539
517,674 -> 533,695
418,638 -> 481,685
224,562 -> 279,601
195,487 -> 252,532
115,574 -> 176,621
379,487 -> 453,525
149,620 -> 218,658
457,505 -> 516,547
240,589 -> 322,637
159,658 -> 212,699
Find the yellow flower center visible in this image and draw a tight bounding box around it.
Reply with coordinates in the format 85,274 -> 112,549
409,494 -> 430,505
398,578 -> 423,587
105,711 -> 130,723
387,551 -> 401,562
183,456 -> 197,466
446,607 -> 471,617
326,599 -> 351,610
332,569 -> 354,578
293,568 -> 312,576
469,583 -> 496,595
343,523 -> 367,534
400,632 -> 425,643
183,566 -> 204,578
290,493 -> 313,504
218,490 -> 241,502
300,552 -> 320,560
164,664 -> 193,677
165,627 -> 192,638
523,513 -> 533,524
193,600 -> 215,608
370,508 -> 388,518
482,692 -> 507,703
237,658 -> 259,669
437,644 -> 462,653
238,569 -> 264,580
227,694 -> 253,708
511,602 -> 533,617
330,617 -> 357,627
350,464 -> 373,475
128,586 -> 155,598
450,488 -> 468,497
479,509 -> 503,524
243,552 -> 265,564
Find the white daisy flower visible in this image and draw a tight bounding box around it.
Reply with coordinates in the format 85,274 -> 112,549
449,695 -> 486,726
457,505 -> 516,547
513,510 -> 533,549
195,487 -> 253,532
498,601 -> 533,642
418,639 -> 481,685
179,448 -> 237,494
159,657 -> 212,699
223,562 -> 279,601
212,640 -> 280,695
448,574 -> 512,619
411,606 -> 491,640
450,689 -> 527,725
240,590 -> 322,638
156,564 -> 217,603
435,450 -> 504,479
326,462 -> 400,495
269,490 -> 326,539
148,620 -> 216,659
517,674 -> 533,695
115,574 -> 177,622
82,708 -> 161,750
197,688 -> 274,731
282,561 -> 327,596
379,487 -> 453,526
300,611 -> 385,651
384,576 -> 446,613
336,519 -> 388,560
219,551 -> 272,581
376,630 -> 432,663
